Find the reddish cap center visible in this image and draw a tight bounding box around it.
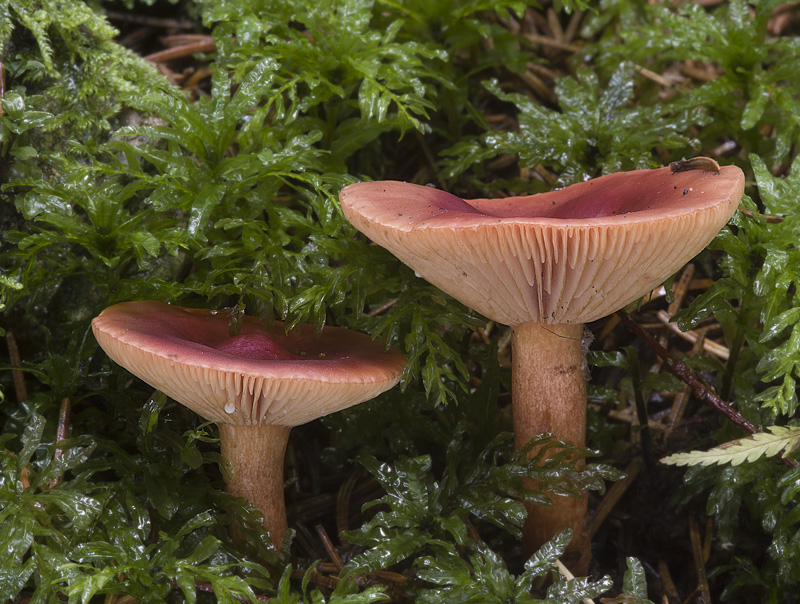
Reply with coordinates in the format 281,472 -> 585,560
212,333 -> 300,361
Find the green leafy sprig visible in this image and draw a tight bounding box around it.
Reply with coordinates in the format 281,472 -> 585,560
662,425 -> 800,468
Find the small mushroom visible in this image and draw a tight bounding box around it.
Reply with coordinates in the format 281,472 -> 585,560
339,164 -> 744,566
92,300 -> 407,546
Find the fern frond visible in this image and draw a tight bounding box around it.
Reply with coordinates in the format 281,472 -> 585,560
660,426 -> 800,467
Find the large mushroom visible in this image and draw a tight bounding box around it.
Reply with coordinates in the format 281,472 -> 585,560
339,163 -> 744,566
92,300 -> 407,546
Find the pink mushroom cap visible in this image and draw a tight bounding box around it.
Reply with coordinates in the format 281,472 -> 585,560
340,165 -> 745,326
92,301 -> 407,427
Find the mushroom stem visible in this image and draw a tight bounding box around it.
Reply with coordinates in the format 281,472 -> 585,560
218,422 -> 292,547
512,320 -> 589,568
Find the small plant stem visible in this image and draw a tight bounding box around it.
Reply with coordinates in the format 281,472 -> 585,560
336,470 -> 359,534
219,423 -> 292,547
688,515 -> 712,604
6,331 -> 28,403
721,325 -> 744,401
626,347 -> 652,465
512,321 -> 589,568
48,397 -> 71,489
0,61 -> 5,114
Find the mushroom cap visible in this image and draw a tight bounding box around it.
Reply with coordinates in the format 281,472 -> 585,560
92,301 -> 407,426
340,165 -> 744,325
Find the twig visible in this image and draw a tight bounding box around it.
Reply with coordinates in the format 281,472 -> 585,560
315,525 -> 344,571
564,10 -> 583,43
524,33 -> 580,53
702,516 -> 713,563
713,140 -> 737,157
681,586 -> 702,604
618,311 -> 755,434
0,61 -> 5,115
527,62 -> 560,81
769,5 -> 799,36
533,164 -> 558,186
635,64 -> 676,89
48,397 -> 71,489
145,39 -> 216,63
656,310 -> 729,360
487,153 -> 518,171
679,60 -> 720,82
183,66 -> 213,91
336,470 -> 359,534
367,298 -> 397,317
520,69 -> 556,104
6,331 -> 27,403
153,62 -> 183,86
657,559 -> 680,603
688,516 -> 712,604
667,265 -> 695,318
554,560 -> 595,604
664,330 -> 708,440
160,34 -> 213,48
738,207 -> 785,223
546,9 -> 565,41
413,131 -> 443,189
475,322 -> 493,345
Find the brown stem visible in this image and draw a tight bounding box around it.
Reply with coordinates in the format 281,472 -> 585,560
218,423 -> 292,547
512,321 -> 589,569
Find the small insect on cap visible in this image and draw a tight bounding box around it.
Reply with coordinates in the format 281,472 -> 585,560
340,164 -> 744,326
91,301 -> 408,426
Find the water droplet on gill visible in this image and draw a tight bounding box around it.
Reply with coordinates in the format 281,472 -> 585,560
224,402 -> 236,414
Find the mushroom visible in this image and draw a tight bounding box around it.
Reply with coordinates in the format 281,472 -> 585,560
91,300 -> 407,546
339,164 -> 744,565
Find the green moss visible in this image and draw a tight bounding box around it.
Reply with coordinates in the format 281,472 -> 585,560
2,0 -> 800,601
